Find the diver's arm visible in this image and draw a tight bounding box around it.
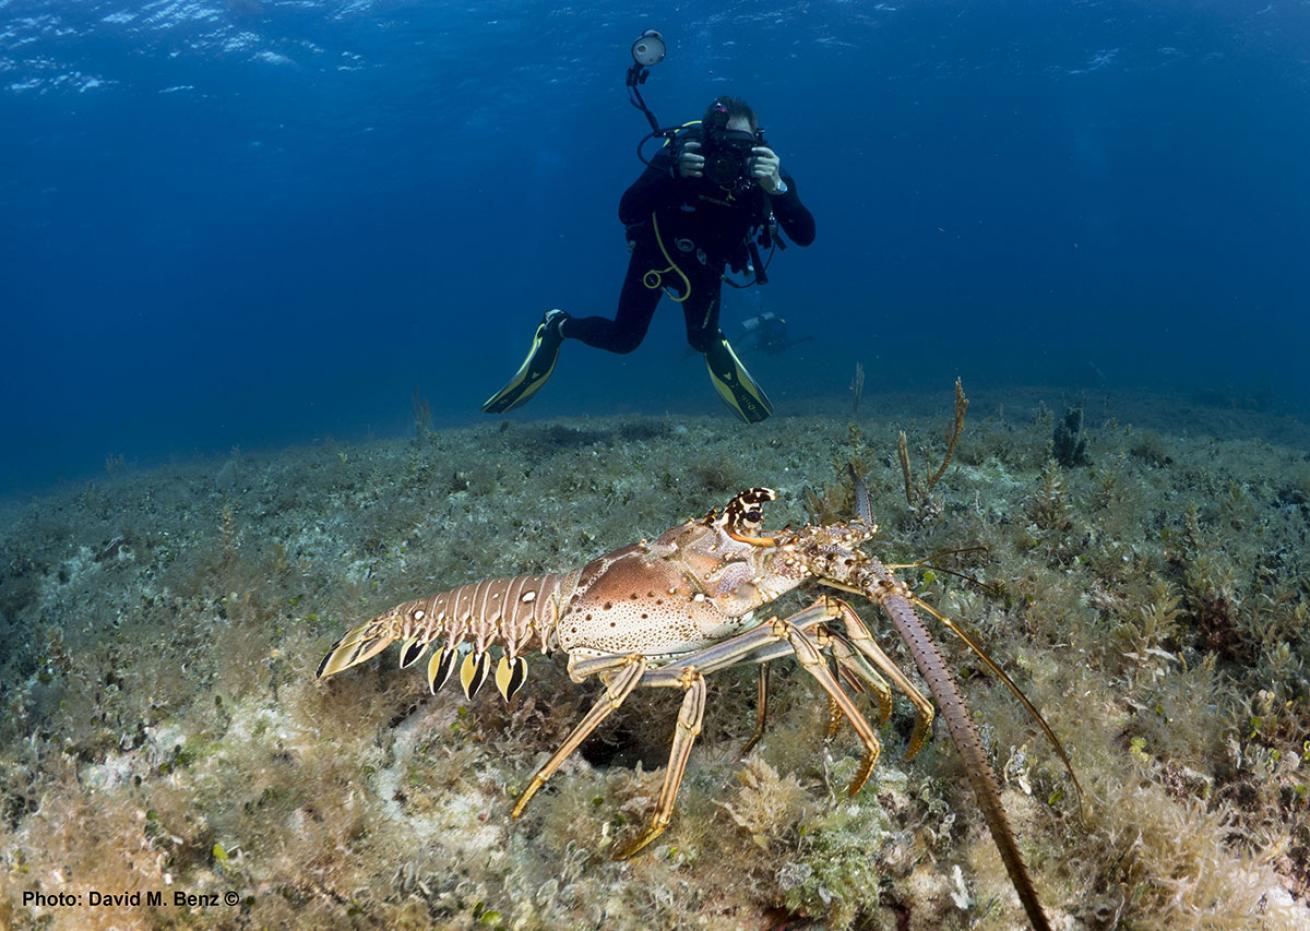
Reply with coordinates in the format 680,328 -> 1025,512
769,173 -> 815,246
619,151 -> 680,226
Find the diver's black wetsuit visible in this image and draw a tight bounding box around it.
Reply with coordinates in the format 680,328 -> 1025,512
565,131 -> 816,354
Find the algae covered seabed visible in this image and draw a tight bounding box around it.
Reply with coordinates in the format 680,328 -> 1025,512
2,388 -> 1308,930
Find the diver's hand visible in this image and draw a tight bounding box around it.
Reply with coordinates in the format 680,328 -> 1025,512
677,140 -> 705,178
751,146 -> 783,192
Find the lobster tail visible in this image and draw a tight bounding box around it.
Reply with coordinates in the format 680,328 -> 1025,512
315,573 -> 568,699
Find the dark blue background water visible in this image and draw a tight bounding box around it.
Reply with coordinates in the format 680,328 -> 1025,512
3,0 -> 1307,493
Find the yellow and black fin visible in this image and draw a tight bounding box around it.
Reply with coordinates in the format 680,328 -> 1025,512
481,310 -> 567,414
704,332 -> 773,423
398,637 -> 427,669
427,647 -> 457,694
495,655 -> 528,702
460,651 -> 492,700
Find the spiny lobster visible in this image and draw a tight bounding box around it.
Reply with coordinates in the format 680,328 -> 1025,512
317,478 -> 1080,930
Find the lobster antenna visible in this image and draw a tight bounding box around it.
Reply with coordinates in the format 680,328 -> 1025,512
911,595 -> 1085,808
847,464 -> 874,526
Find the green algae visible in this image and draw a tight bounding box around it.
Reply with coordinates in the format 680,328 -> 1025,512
0,388 -> 1307,929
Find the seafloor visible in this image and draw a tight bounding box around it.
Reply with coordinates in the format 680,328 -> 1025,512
1,387 -> 1308,930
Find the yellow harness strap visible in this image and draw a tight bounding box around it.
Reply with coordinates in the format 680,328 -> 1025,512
643,212 -> 694,303
639,121 -> 707,304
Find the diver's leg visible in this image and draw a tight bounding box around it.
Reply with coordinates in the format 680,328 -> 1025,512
482,242 -> 662,412
681,279 -> 722,354
564,242 -> 662,354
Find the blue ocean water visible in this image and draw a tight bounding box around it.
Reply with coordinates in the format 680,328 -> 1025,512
2,0 -> 1307,494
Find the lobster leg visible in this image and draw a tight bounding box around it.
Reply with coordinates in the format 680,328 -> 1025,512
824,630 -> 895,725
675,618 -> 894,759
612,668 -> 707,860
672,602 -> 885,793
739,665 -> 770,757
825,595 -> 936,761
824,694 -> 845,740
775,610 -> 882,795
512,598 -> 893,858
738,630 -> 894,754
617,605 -> 884,856
514,604 -> 879,857
515,632 -> 805,827
511,653 -> 647,819
814,626 -> 892,740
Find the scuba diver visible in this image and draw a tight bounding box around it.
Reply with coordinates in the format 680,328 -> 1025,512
482,39 -> 815,423
737,311 -> 813,355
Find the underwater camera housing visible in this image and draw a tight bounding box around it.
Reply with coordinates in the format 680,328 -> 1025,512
702,126 -> 765,192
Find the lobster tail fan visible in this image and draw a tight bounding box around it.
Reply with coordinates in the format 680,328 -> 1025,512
316,619 -> 398,679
